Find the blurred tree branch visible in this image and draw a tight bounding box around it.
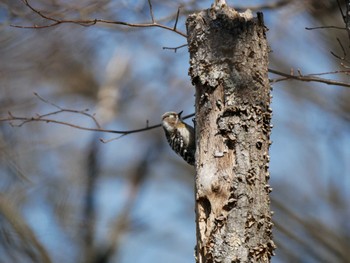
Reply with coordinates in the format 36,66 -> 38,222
269,68 -> 350,88
0,195 -> 52,263
337,0 -> 350,39
273,199 -> 350,262
11,0 -> 187,38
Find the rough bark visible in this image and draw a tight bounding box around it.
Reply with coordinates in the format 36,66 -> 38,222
186,5 -> 275,263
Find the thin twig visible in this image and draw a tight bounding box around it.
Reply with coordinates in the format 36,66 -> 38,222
305,26 -> 345,30
163,43 -> 187,52
34,92 -> 101,128
330,38 -> 349,63
1,112 -> 195,136
147,0 -> 155,24
174,7 -> 180,31
336,37 -> 346,58
100,134 -> 126,143
3,113 -> 159,134
269,68 -> 350,88
336,0 -> 345,20
307,70 -> 350,76
331,51 -> 345,60
34,92 -> 61,109
12,19 -> 187,37
12,0 -> 187,38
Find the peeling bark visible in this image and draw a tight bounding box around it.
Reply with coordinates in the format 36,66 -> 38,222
187,5 -> 275,263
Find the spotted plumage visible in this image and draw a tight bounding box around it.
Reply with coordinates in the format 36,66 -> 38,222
161,111 -> 195,166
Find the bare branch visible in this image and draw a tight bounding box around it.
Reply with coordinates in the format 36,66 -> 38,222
148,0 -> 155,24
331,51 -> 345,60
163,43 -> 188,52
2,112 -> 159,134
336,0 -> 346,20
1,110 -> 195,137
100,135 -> 126,143
336,37 -> 346,58
269,68 -> 350,88
307,70 -> 350,76
11,0 -> 187,38
0,93 -> 195,136
305,26 -> 346,30
33,93 -> 102,128
306,1 -> 350,43
337,0 -> 346,20
174,7 -> 180,31
330,38 -> 350,66
34,92 -> 61,109
343,0 -> 350,39
0,195 -> 52,263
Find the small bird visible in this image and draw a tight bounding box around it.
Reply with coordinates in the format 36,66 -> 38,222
161,111 -> 196,166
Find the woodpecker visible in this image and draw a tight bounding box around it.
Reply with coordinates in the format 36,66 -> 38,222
161,111 -> 195,166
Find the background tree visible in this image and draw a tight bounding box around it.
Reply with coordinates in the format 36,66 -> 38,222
0,0 -> 349,263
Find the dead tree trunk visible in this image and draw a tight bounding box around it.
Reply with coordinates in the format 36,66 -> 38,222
186,4 -> 275,263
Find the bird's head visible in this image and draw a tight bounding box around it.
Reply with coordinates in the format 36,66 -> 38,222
161,111 -> 183,132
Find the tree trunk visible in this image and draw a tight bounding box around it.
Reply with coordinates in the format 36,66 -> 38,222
187,5 -> 275,263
